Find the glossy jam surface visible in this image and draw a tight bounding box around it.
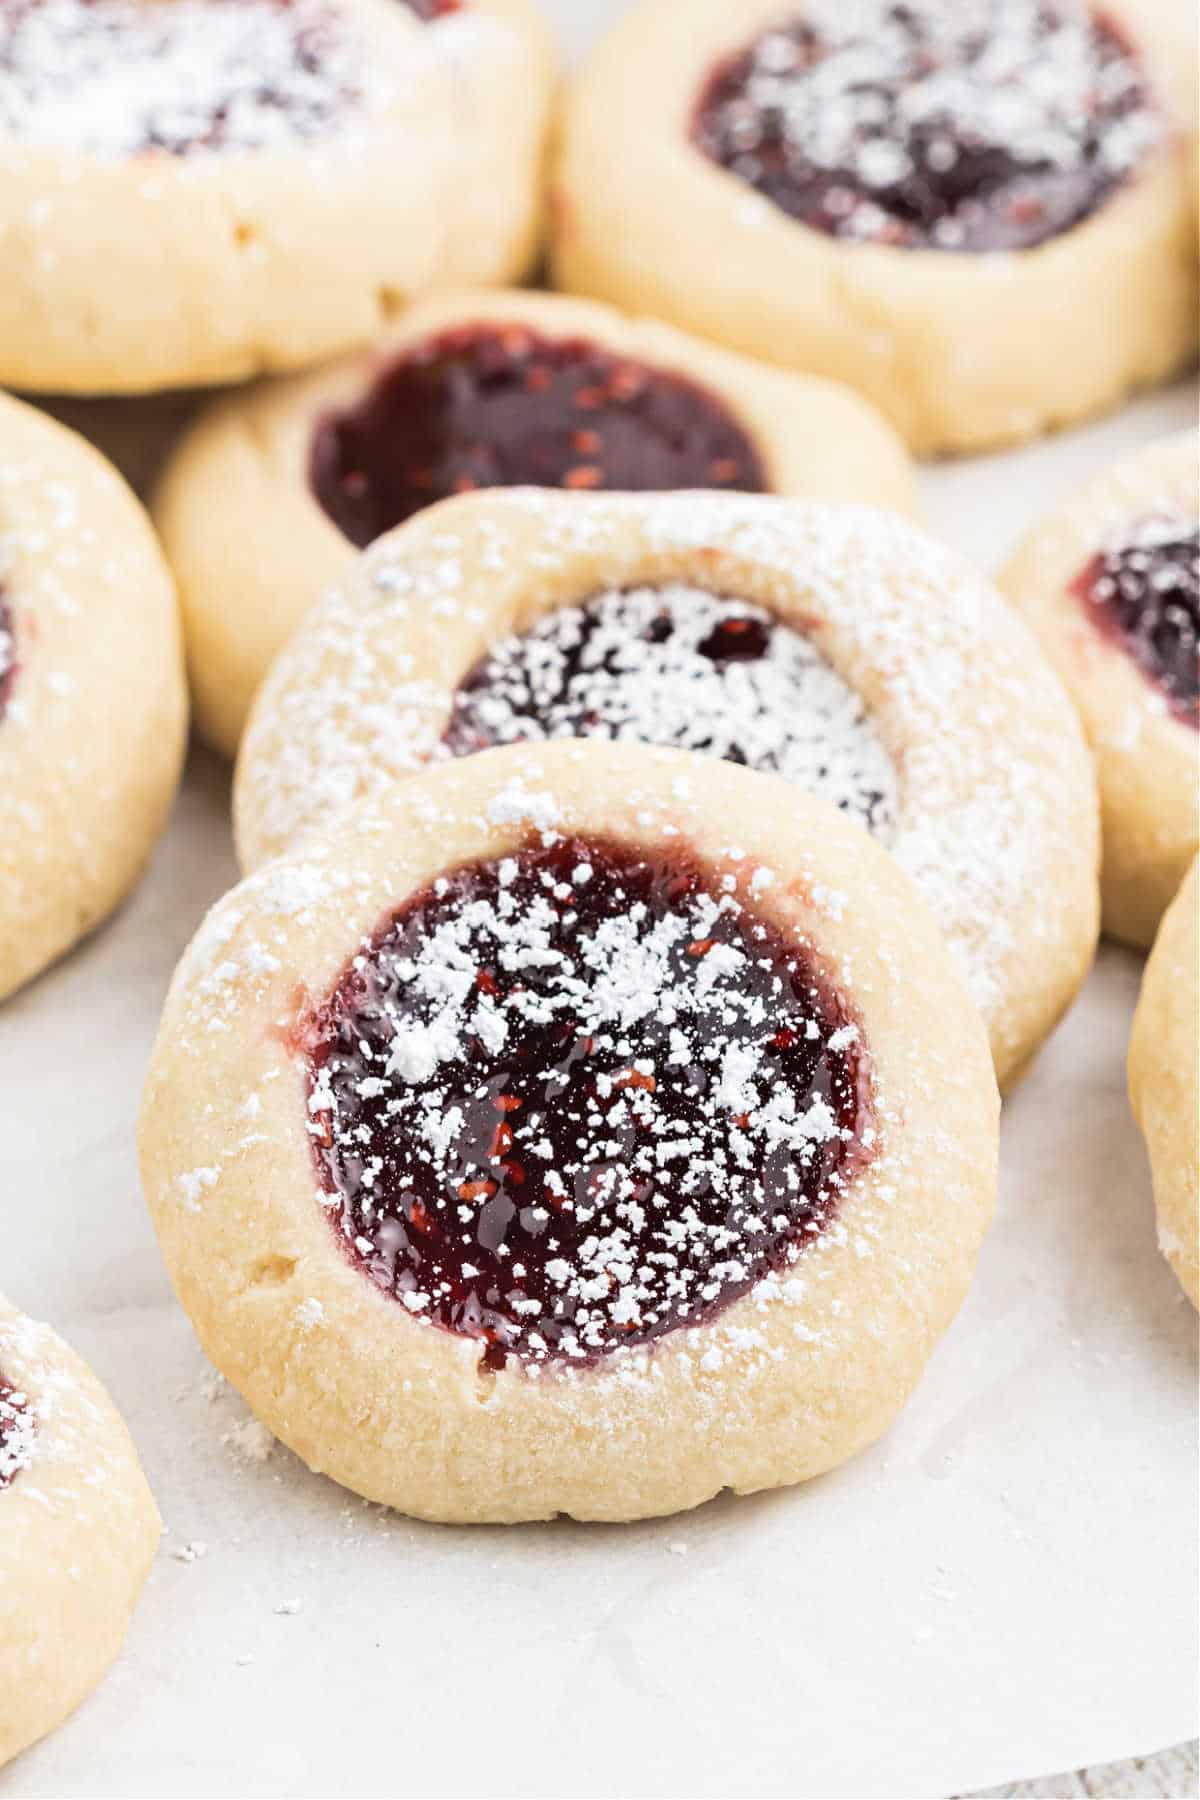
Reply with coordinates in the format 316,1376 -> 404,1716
0,1380 -> 34,1488
402,0 -> 461,16
693,1 -> 1161,252
306,837 -> 870,1370
0,595 -> 14,723
309,325 -> 767,547
1073,515 -> 1199,727
0,0 -> 361,158
445,583 -> 898,841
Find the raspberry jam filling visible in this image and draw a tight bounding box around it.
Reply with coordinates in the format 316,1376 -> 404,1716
402,0 -> 461,16
445,584 -> 898,841
0,595 -> 15,723
305,837 -> 871,1370
309,326 -> 768,548
0,1380 -> 34,1488
692,0 -> 1162,252
1072,514 -> 1199,727
0,0 -> 361,158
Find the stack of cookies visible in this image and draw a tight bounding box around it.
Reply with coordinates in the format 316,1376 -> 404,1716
0,0 -> 1195,1769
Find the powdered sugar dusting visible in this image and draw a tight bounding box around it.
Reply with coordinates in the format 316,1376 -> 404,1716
693,0 -> 1162,251
444,583 -> 898,841
0,0 -> 364,159
305,834 -> 870,1368
239,490 -> 1093,1052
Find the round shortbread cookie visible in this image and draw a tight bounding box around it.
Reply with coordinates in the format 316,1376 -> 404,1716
0,393 -> 186,1002
141,740 -> 998,1523
234,488 -> 1100,1090
551,0 -> 1198,454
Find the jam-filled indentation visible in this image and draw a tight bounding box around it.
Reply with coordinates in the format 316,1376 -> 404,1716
306,837 -> 871,1370
402,0 -> 462,17
1072,514 -> 1199,727
0,0 -> 361,158
444,584 -> 898,841
692,1 -> 1162,252
309,325 -> 768,547
0,593 -> 15,723
0,1379 -> 34,1488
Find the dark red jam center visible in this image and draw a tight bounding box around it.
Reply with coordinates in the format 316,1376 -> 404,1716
444,584 -> 898,840
0,1379 -> 33,1488
0,0 -> 360,158
402,0 -> 462,17
692,2 -> 1161,252
0,594 -> 15,724
305,836 -> 870,1370
1072,516 -> 1199,727
309,326 -> 768,548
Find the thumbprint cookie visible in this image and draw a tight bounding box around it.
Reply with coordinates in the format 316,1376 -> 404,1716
0,1296 -> 160,1767
0,394 -> 186,1002
140,742 -> 998,1523
153,289 -> 913,757
551,0 -> 1198,454
1001,430 -> 1198,948
1129,855 -> 1198,1307
234,489 -> 1099,1090
0,0 -> 556,393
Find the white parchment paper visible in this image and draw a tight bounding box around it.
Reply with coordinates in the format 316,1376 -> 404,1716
2,1 -> 1197,1785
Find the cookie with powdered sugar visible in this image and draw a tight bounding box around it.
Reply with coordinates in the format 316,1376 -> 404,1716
0,0 -> 555,392
0,1295 -> 159,1767
552,0 -> 1197,453
141,740 -> 998,1523
234,487 -> 1099,1089
0,393 -> 186,1001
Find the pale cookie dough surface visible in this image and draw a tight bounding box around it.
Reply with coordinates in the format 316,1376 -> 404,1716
140,741 -> 998,1524
234,488 -> 1099,1091
0,1294 -> 160,1769
153,287 -> 913,757
0,393 -> 187,1002
1000,429 -> 1198,949
0,0 -> 556,393
550,0 -> 1199,455
1129,855 -> 1199,1306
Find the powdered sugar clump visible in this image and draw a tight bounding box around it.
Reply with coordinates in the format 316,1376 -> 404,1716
0,0 -> 364,159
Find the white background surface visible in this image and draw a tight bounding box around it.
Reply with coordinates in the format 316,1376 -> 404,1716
3,1 -> 1199,1794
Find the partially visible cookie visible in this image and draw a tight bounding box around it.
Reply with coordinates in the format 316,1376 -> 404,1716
0,0 -> 556,393
234,488 -> 1098,1091
0,1296 -> 160,1768
551,0 -> 1198,454
1000,430 -> 1198,948
154,287 -> 913,756
141,740 -> 998,1523
0,394 -> 187,1002
1129,856 -> 1198,1306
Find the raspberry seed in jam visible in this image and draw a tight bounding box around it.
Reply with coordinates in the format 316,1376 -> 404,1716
305,837 -> 871,1370
1073,515 -> 1200,727
443,583 -> 898,841
693,1 -> 1162,253
309,326 -> 767,547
